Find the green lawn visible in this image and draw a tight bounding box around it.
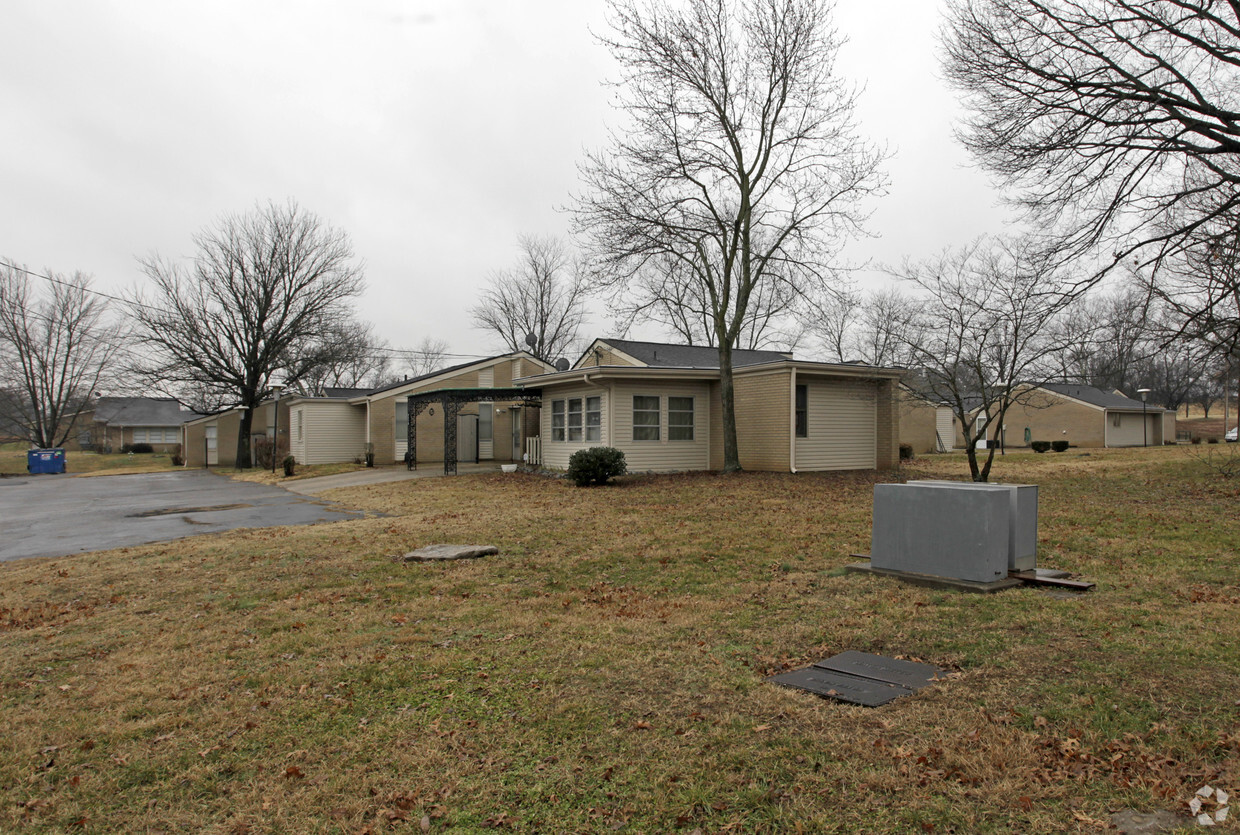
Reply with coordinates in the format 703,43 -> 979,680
0,447 -> 1236,832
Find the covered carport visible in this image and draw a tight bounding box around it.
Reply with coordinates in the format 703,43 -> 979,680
405,387 -> 543,475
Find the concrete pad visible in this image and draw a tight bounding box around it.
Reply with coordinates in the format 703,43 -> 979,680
845,560 -> 1024,594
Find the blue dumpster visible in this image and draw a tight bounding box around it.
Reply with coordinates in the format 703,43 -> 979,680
26,449 -> 66,475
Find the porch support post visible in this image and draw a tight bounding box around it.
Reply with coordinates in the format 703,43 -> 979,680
443,396 -> 459,475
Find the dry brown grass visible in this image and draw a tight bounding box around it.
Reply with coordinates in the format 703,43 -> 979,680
0,444 -> 179,477
0,447 -> 1237,832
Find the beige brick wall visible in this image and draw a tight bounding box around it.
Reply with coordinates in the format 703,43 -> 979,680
733,370 -> 791,471
708,382 -> 724,470
898,391 -> 940,455
1004,395 -> 1104,448
876,379 -> 899,469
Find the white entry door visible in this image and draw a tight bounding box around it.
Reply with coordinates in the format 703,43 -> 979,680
205,424 -> 218,466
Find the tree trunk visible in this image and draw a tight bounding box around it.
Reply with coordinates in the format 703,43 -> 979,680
719,343 -> 741,472
236,407 -> 254,469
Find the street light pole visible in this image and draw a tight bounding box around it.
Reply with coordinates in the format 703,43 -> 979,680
1137,388 -> 1151,447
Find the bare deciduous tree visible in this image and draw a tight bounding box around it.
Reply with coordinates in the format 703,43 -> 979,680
395,336 -> 451,380
896,238 -> 1070,482
0,261 -> 117,448
297,319 -> 391,395
470,235 -> 587,365
942,0 -> 1240,275
131,201 -> 365,468
574,0 -> 886,471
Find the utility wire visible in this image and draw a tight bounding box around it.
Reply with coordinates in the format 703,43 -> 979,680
0,257 -> 495,360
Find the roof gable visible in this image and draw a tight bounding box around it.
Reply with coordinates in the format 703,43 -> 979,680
94,397 -> 196,426
578,338 -> 792,370
1037,383 -> 1157,411
361,351 -> 554,400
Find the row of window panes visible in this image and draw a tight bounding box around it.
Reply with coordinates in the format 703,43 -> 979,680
551,396 -> 601,442
554,395 -> 694,442
132,427 -> 180,443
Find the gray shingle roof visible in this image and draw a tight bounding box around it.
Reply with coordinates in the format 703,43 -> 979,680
593,339 -> 792,369
94,397 -> 195,426
1040,383 -> 1160,411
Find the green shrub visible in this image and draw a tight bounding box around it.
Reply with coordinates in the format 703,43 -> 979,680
282,454 -> 296,477
899,443 -> 914,461
1030,440 -> 1051,453
122,442 -> 155,454
566,446 -> 627,487
1051,440 -> 1069,452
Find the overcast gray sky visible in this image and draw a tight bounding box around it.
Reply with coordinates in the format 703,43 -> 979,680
1,0 -> 1013,363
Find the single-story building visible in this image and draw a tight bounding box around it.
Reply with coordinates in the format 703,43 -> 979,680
973,383 -> 1176,448
182,397 -> 292,468
897,386 -> 956,454
74,397 -> 197,453
181,352 -> 556,469
518,338 -> 904,473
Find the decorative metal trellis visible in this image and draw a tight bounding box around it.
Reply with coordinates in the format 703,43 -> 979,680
406,387 -> 543,475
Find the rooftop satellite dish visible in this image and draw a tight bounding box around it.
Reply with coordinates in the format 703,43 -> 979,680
524,333 -> 538,348
555,358 -> 570,372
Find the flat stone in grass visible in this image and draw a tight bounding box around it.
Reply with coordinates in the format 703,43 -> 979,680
398,544 -> 498,562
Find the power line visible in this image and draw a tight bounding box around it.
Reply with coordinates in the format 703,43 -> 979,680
0,257 -> 489,359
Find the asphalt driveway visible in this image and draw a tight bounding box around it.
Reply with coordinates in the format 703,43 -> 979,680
0,470 -> 366,562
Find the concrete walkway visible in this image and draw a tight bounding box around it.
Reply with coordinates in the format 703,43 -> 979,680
284,463 -> 507,496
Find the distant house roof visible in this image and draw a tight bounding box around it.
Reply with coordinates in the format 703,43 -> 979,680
585,338 -> 792,369
321,387 -> 372,399
94,397 -> 196,427
1038,383 -> 1166,411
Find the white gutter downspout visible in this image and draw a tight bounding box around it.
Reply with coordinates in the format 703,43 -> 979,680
789,367 -> 798,473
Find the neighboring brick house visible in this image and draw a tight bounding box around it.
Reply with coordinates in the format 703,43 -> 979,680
75,397 -> 196,453
521,338 -> 904,473
966,383 -> 1176,449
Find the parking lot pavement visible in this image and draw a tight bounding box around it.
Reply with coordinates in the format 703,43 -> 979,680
0,470 -> 366,562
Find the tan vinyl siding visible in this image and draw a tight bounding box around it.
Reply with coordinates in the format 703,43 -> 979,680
733,370 -> 791,471
611,381 -> 710,472
294,401 -> 367,464
540,385 -> 610,469
1105,411 -> 1158,447
794,379 -> 878,471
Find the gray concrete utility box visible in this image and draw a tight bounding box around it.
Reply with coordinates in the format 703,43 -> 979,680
871,483 -> 1011,583
908,481 -> 1038,571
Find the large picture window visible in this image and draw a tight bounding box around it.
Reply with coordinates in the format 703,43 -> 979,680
585,396 -> 602,442
668,396 -> 694,441
567,398 -> 583,442
551,400 -> 566,441
795,384 -> 808,438
633,395 -> 660,441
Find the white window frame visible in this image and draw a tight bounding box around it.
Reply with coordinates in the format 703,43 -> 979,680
585,396 -> 602,442
551,400 -> 566,442
567,398 -> 583,442
633,395 -> 660,441
668,396 -> 694,441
